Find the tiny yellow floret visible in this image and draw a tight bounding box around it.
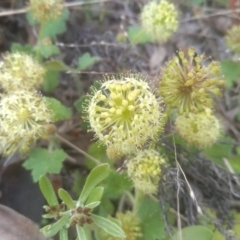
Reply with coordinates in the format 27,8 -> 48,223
0,90 -> 53,155
0,52 -> 45,92
86,75 -> 164,154
225,25 -> 240,54
127,149 -> 165,194
28,0 -> 64,23
175,108 -> 221,148
141,0 -> 179,42
99,211 -> 142,240
159,48 -> 225,113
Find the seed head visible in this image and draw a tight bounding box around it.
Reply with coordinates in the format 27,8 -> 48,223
127,149 -> 165,194
99,211 -> 142,240
28,0 -> 64,23
0,90 -> 53,155
159,48 -> 225,113
86,75 -> 164,154
175,108 -> 221,149
141,0 -> 178,42
0,52 -> 45,92
225,25 -> 240,54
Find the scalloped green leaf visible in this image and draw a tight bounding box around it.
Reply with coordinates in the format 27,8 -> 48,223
23,148 -> 67,182
58,188 -> 75,209
39,175 -> 58,206
34,44 -> 60,58
78,164 -> 110,205
127,26 -> 153,44
43,70 -> 59,92
220,60 -> 240,88
77,52 -> 101,71
91,214 -> 126,238
138,196 -> 166,240
44,60 -> 71,71
86,187 -> 104,205
44,97 -> 72,121
172,226 -> 213,240
11,43 -> 34,55
85,142 -> 107,170
40,9 -> 70,39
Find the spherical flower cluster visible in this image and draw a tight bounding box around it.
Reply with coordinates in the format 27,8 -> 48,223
86,75 -> 164,154
127,149 -> 165,194
225,25 -> 240,54
0,52 -> 45,92
175,108 -> 221,149
159,48 -> 225,114
141,0 -> 179,42
0,90 -> 53,155
99,211 -> 142,240
28,0 -> 64,23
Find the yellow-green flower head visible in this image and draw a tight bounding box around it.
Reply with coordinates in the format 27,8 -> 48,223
0,90 -> 53,155
99,211 -> 142,240
86,75 -> 164,154
28,0 -> 64,23
127,149 -> 165,194
225,25 -> 240,54
141,0 -> 179,42
0,52 -> 45,92
175,108 -> 221,149
159,48 -> 225,114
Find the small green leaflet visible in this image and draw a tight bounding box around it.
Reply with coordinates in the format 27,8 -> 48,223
220,60 -> 240,88
172,225 -> 213,240
43,70 -> 59,92
127,26 -> 153,45
23,148 -> 67,182
77,52 -> 101,71
44,97 -> 72,121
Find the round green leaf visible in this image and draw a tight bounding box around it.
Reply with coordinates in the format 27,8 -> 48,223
172,226 -> 213,240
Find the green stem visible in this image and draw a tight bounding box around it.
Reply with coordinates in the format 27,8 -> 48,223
133,189 -> 143,216
36,23 -> 45,63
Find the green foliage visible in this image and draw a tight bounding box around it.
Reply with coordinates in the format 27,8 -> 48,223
39,164 -> 125,240
43,70 -> 59,92
127,26 -> 153,44
85,142 -> 108,169
45,97 -> 72,121
103,171 -> 132,199
40,9 -> 70,39
77,52 -> 101,71
34,44 -> 60,58
23,148 -> 67,182
138,196 -> 166,240
227,147 -> 240,173
11,43 -> 34,55
91,214 -> 126,238
39,175 -> 58,206
44,60 -> 71,71
220,60 -> 240,88
172,226 -> 213,240
203,136 -> 234,166
78,163 -> 110,205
